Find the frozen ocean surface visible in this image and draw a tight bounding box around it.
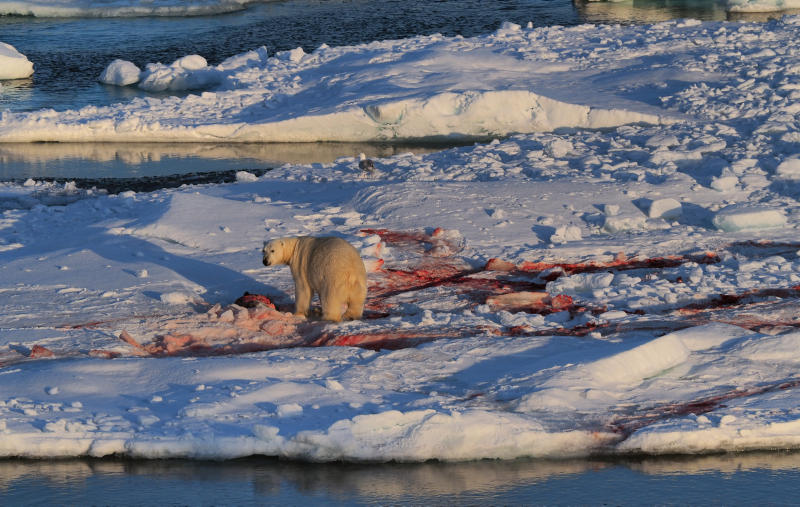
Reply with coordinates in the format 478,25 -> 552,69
3,0 -> 800,504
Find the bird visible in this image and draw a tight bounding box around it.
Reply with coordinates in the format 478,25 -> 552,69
358,153 -> 376,174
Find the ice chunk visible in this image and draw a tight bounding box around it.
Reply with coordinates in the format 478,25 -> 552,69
235,171 -> 258,182
550,225 -> 582,244
601,204 -> 620,216
602,215 -> 646,233
776,158 -> 800,179
712,205 -> 786,232
0,42 -> 34,79
277,403 -> 303,417
643,198 -> 683,219
138,55 -> 220,92
278,47 -> 306,63
710,175 -> 738,192
172,54 -> 207,70
99,59 -> 141,86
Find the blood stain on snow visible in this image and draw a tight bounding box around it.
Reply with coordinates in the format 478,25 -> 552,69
609,377 -> 800,436
61,230 -> 800,360
29,345 -> 54,358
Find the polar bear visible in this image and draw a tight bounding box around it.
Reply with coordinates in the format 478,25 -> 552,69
262,236 -> 367,322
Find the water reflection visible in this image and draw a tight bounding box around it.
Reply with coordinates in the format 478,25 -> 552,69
574,0 -> 800,23
2,452 -> 800,504
0,141 -> 456,180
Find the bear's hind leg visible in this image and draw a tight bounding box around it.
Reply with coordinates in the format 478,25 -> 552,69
293,280 -> 312,318
342,291 -> 365,321
320,290 -> 345,322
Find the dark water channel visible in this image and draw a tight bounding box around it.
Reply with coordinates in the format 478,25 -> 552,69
3,452 -> 799,505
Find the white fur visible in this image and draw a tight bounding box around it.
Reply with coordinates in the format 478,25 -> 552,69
263,236 -> 367,321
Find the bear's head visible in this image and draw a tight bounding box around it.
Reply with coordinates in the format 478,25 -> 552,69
262,238 -> 286,266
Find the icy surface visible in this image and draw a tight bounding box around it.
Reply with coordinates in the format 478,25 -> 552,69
0,23 -> 678,142
4,17 -> 800,462
727,0 -> 800,12
0,0 -> 261,17
0,42 -> 34,80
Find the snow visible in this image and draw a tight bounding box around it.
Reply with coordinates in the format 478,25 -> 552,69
0,0 -> 260,17
0,26 -> 677,142
98,59 -> 141,86
712,205 -> 787,232
0,42 -> 34,80
727,0 -> 800,12
4,17 -> 800,463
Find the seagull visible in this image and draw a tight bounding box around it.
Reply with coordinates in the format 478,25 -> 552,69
358,153 -> 376,174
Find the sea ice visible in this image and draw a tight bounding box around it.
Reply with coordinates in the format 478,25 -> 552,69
712,205 -> 787,232
642,198 -> 683,220
0,42 -> 34,80
98,59 -> 141,86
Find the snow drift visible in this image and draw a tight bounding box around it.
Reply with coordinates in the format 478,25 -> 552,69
0,23 -> 672,143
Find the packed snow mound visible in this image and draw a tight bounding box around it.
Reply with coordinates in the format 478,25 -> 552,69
0,23 -> 676,142
138,55 -> 222,92
0,0 -> 259,17
0,42 -> 34,80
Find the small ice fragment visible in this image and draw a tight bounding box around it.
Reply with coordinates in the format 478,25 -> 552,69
150,396 -> 163,403
644,198 -> 683,219
711,175 -> 738,192
98,59 -> 141,86
236,171 -> 258,182
277,403 -> 303,417
776,158 -> 800,179
601,204 -> 620,216
46,386 -> 59,395
136,269 -> 148,278
550,225 -> 582,244
0,42 -> 34,79
712,205 -> 786,232
172,54 -> 207,70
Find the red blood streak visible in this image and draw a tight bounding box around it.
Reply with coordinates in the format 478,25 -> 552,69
29,345 -> 54,358
609,378 -> 800,435
515,252 -> 720,276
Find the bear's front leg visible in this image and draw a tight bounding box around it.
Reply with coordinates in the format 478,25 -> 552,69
293,279 -> 312,318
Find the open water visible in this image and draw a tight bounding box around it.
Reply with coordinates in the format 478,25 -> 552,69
4,452 -> 800,505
